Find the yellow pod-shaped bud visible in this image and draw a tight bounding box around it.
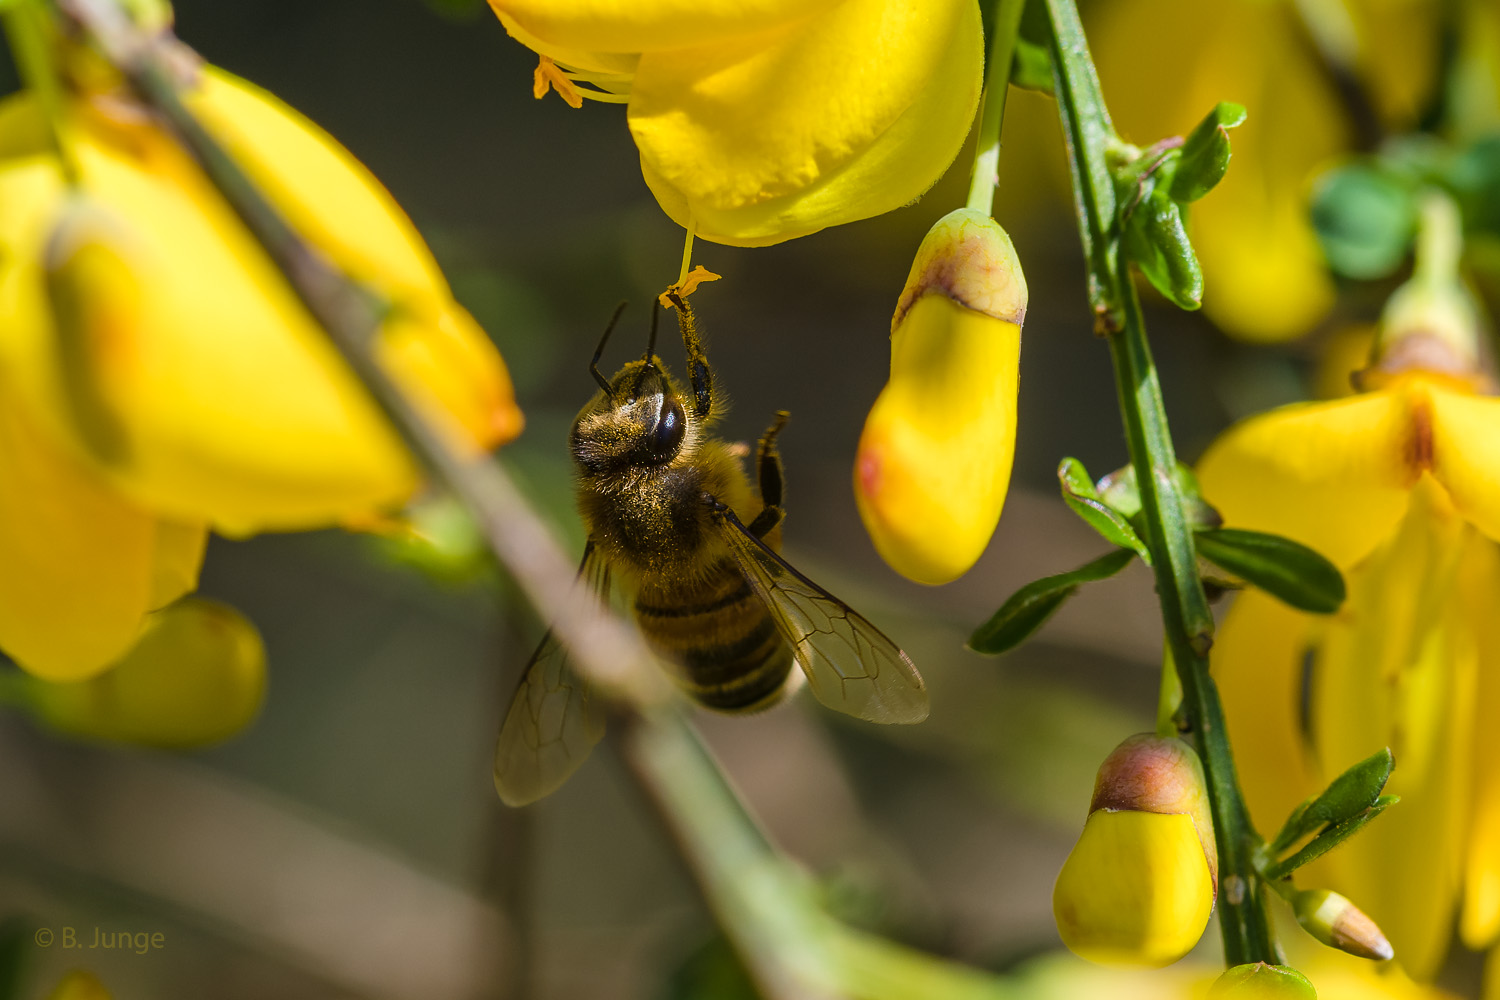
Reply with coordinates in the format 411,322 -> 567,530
1053,734 -> 1217,967
1053,810 -> 1216,967
18,597 -> 266,748
1293,888 -> 1394,961
0,68 -> 522,535
855,208 -> 1026,585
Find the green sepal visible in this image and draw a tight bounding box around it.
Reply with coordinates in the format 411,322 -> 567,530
1264,794 -> 1399,882
1194,527 -> 1346,614
1310,163 -> 1417,280
1271,748 -> 1394,853
1171,102 -> 1247,203
969,548 -> 1137,655
1010,37 -> 1055,94
1057,457 -> 1150,563
1124,186 -> 1203,310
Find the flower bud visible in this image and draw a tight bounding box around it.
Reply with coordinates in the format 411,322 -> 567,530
1293,888 -> 1394,961
20,598 -> 265,748
1207,963 -> 1317,999
1053,734 -> 1217,967
854,208 -> 1026,585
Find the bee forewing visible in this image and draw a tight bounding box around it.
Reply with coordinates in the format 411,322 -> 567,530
712,508 -> 929,725
493,546 -> 611,806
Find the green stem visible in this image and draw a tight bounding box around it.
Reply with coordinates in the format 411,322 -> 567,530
1043,0 -> 1276,966
1,0 -> 79,185
965,0 -> 1026,215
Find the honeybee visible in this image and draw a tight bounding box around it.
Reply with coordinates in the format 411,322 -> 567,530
494,294 -> 928,805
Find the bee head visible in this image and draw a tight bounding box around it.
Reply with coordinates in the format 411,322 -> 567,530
571,357 -> 689,474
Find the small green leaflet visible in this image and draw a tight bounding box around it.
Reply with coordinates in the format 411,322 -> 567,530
969,548 -> 1137,655
1057,458 -> 1150,563
1194,528 -> 1346,614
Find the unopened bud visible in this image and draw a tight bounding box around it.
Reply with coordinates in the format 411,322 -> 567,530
854,208 -> 1026,585
1293,888 -> 1394,961
1053,734 -> 1218,966
22,598 -> 265,748
1208,963 -> 1317,999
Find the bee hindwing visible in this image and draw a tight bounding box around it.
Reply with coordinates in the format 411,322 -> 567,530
493,543 -> 609,806
710,505 -> 929,725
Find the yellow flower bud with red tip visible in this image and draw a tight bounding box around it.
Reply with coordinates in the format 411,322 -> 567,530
14,598 -> 265,748
1053,734 -> 1218,967
854,208 -> 1026,585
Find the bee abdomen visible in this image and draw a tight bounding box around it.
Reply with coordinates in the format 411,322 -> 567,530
635,570 -> 795,713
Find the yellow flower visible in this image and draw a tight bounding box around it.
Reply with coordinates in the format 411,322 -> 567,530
854,208 -> 1025,584
1053,734 -> 1217,967
1197,260 -> 1500,979
0,59 -> 519,683
489,0 -> 983,247
1089,0 -> 1451,343
0,67 -> 521,535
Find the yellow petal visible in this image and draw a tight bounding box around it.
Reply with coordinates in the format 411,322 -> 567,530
1428,383 -> 1500,545
630,0 -> 982,246
1052,810 -> 1215,968
24,597 -> 266,748
149,518 -> 208,609
1214,589 -> 1321,835
0,397 -> 153,681
489,0 -> 839,55
1091,0 -> 1343,341
1461,537 -> 1500,949
1310,480 -> 1474,979
1195,390 -> 1415,569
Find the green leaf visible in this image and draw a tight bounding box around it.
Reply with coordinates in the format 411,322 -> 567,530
1010,37 -> 1054,94
1264,795 -> 1399,881
1310,164 -> 1417,280
1194,528 -> 1346,614
1057,457 -> 1150,562
1171,102 -> 1247,203
969,548 -> 1137,655
1125,187 -> 1203,310
1271,748 -> 1394,852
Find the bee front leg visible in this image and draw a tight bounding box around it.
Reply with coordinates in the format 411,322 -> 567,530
669,292 -> 714,420
747,411 -> 789,538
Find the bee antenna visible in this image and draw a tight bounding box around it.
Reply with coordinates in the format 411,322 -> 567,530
592,301 -> 628,395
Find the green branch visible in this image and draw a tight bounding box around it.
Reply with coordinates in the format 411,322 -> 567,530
1042,0 -> 1277,966
966,0 -> 1026,215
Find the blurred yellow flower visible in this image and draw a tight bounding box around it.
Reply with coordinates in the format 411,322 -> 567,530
855,208 -> 1026,584
1090,0 -> 1449,343
45,970 -> 111,1000
10,597 -> 265,748
0,58 -> 519,687
1199,312 -> 1500,977
489,0 -> 984,246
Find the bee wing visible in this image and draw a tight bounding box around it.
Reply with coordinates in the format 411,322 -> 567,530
711,506 -> 929,725
493,543 -> 610,806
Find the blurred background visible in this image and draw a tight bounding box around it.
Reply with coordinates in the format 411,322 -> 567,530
0,0 -> 1493,997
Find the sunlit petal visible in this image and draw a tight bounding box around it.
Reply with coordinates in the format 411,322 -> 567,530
1196,392 -> 1414,568
1428,384 -> 1500,545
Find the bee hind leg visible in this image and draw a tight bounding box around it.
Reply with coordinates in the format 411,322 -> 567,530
748,411 -> 789,538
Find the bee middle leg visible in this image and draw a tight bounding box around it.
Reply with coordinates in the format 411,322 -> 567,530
747,411 -> 788,539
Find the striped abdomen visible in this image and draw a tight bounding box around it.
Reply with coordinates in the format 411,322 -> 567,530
633,559 -> 794,712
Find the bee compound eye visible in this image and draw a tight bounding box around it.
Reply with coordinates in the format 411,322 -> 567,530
648,398 -> 686,461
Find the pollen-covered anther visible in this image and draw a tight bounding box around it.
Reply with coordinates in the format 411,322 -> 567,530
533,56 -> 584,108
